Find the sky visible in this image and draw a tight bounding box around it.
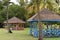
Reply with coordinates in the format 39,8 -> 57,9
10,0 -> 19,5
10,0 -> 30,5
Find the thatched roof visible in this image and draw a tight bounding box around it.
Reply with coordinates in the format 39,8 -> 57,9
27,8 -> 60,22
4,17 -> 25,23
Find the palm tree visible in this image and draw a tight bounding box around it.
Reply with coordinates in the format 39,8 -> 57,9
26,0 -> 59,19
25,0 -> 39,19
17,0 -> 26,6
36,0 -> 43,40
19,0 -> 24,6
26,0 -> 43,40
55,0 -> 60,14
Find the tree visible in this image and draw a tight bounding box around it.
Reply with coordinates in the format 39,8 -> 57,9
0,1 -> 5,23
0,0 -> 28,28
0,0 -> 27,22
17,0 -> 25,6
25,0 -> 38,19
0,1 -> 3,11
8,4 -> 27,21
2,0 -> 12,33
26,0 -> 59,18
36,0 -> 43,40
26,0 -> 43,40
55,0 -> 60,14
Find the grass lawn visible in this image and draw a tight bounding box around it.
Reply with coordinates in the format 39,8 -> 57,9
0,28 -> 60,40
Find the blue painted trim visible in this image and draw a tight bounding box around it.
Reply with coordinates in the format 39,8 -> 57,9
28,20 -> 60,22
41,20 -> 60,22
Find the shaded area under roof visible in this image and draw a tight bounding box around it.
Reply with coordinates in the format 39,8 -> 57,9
4,17 -> 25,23
27,8 -> 60,22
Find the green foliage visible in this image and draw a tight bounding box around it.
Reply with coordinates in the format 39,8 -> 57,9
2,0 -> 10,6
27,0 -> 59,17
0,2 -> 27,22
19,0 -> 25,6
0,1 -> 3,10
0,0 -> 59,28
8,5 -> 27,21
0,0 -> 29,28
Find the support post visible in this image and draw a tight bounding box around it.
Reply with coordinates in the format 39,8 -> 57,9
46,22 -> 49,29
29,22 -> 33,35
33,22 -> 37,30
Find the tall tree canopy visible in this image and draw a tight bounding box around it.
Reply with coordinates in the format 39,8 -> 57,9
0,0 -> 27,22
25,0 -> 59,19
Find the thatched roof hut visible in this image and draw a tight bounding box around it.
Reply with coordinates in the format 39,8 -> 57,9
4,17 -> 25,30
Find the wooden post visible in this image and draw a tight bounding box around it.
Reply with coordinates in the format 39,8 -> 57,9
33,22 -> 36,29
22,24 -> 24,29
50,24 -> 52,29
46,22 -> 49,29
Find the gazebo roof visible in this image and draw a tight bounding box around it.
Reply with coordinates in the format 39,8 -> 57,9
27,8 -> 60,22
4,17 -> 25,23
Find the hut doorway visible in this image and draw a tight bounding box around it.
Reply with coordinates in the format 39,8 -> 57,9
0,23 -> 4,28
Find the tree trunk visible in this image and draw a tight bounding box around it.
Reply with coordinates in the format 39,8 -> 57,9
36,0 -> 43,40
6,2 -> 12,33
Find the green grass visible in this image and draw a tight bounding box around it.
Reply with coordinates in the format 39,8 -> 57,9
0,28 -> 60,40
0,28 -> 37,40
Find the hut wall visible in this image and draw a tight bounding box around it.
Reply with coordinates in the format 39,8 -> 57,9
12,23 -> 24,30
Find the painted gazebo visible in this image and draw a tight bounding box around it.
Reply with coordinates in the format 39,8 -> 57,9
27,8 -> 60,37
4,17 -> 25,30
